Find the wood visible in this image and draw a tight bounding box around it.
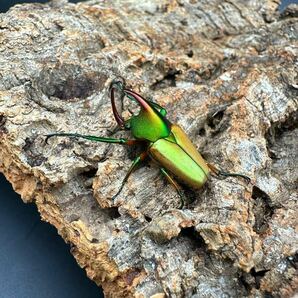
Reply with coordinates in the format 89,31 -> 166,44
0,1 -> 297,297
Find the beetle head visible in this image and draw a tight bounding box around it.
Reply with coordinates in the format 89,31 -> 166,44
110,80 -> 170,142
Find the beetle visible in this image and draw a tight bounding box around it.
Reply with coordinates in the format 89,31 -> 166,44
46,78 -> 250,208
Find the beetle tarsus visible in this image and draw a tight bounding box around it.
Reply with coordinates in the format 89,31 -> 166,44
217,171 -> 251,183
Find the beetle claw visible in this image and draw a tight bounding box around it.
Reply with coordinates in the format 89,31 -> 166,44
243,175 -> 251,184
44,134 -> 54,144
178,200 -> 184,209
111,193 -> 119,202
177,192 -> 187,209
111,184 -> 125,203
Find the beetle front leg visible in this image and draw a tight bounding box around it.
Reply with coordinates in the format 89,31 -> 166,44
45,132 -> 140,146
160,168 -> 186,209
112,151 -> 148,201
207,163 -> 251,183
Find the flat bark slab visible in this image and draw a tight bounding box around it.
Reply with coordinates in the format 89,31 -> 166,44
0,1 -> 297,297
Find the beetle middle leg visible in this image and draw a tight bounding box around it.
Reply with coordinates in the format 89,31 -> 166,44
160,167 -> 186,209
207,163 -> 251,183
112,151 -> 148,201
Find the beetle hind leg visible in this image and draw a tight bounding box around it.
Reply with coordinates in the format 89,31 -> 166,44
160,167 -> 186,209
207,163 -> 251,183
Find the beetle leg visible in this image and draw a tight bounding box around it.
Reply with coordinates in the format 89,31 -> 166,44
207,163 -> 251,183
45,133 -> 140,146
160,167 -> 186,209
112,151 -> 148,201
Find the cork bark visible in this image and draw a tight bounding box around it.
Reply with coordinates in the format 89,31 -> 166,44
0,0 -> 297,297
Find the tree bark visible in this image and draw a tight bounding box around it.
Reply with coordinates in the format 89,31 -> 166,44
0,0 -> 297,297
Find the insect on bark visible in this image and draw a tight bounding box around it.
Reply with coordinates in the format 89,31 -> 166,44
46,78 -> 250,208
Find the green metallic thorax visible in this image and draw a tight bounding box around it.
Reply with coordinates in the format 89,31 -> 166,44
130,108 -> 170,142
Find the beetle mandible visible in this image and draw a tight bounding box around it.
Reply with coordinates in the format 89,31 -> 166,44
46,79 -> 250,208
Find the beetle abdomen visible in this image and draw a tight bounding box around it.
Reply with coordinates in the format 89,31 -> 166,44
149,135 -> 209,189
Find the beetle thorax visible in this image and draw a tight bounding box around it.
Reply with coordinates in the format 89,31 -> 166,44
130,110 -> 170,142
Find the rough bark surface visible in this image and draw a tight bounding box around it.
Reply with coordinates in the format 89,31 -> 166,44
0,0 -> 297,297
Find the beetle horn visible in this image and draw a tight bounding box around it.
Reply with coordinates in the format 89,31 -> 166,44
123,89 -> 153,112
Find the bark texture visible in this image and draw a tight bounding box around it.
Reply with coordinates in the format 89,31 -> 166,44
0,0 -> 297,297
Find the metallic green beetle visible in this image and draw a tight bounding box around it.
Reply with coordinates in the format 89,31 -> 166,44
46,79 -> 250,207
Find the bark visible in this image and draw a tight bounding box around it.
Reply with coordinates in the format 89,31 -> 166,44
0,0 -> 297,297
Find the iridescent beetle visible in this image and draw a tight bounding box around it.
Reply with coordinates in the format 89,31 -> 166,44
46,79 -> 250,207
